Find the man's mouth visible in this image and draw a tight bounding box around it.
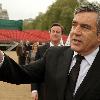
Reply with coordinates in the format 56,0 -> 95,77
72,39 -> 81,44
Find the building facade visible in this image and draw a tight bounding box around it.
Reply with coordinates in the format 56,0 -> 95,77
0,4 -> 9,20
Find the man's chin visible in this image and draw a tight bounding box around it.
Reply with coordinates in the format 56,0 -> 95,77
70,45 -> 79,52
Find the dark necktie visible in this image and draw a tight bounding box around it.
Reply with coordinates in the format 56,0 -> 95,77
65,54 -> 84,100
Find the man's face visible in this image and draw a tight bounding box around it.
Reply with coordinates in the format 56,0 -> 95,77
50,26 -> 62,44
70,12 -> 100,55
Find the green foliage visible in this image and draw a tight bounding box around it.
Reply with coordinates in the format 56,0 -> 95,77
24,0 -> 79,35
59,7 -> 74,35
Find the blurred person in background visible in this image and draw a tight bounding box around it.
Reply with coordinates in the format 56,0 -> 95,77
31,23 -> 65,100
30,42 -> 39,63
16,40 -> 26,65
24,40 -> 32,64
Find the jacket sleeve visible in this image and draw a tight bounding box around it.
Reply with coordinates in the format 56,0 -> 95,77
31,45 -> 48,91
31,47 -> 43,91
0,54 -> 45,84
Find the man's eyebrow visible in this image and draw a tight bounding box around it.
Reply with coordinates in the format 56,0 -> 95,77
72,20 -> 91,29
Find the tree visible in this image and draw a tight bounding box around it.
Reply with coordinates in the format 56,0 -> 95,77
28,0 -> 79,35
77,0 -> 87,4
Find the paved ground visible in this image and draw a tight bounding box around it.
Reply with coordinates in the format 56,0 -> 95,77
0,51 -> 32,100
0,81 -> 32,100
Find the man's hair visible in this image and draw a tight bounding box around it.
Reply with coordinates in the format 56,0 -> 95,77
49,23 -> 64,34
74,2 -> 100,34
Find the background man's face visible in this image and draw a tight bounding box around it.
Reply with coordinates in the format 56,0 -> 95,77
50,26 -> 62,43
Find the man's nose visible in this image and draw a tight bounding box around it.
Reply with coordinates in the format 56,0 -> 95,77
73,25 -> 82,35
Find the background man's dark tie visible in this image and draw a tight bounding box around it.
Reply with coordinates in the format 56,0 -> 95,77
65,54 -> 84,100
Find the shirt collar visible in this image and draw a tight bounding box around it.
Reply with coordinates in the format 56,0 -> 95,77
73,47 -> 99,66
50,42 -> 63,47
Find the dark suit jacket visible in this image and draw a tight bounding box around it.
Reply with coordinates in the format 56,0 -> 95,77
16,44 -> 26,65
31,43 -> 50,100
0,46 -> 100,100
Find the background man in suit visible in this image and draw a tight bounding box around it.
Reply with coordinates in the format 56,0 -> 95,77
24,40 -> 32,64
16,40 -> 26,65
0,2 -> 100,100
31,23 -> 64,100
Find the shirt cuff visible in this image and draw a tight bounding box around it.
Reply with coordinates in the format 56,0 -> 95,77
0,51 -> 4,66
32,90 -> 38,93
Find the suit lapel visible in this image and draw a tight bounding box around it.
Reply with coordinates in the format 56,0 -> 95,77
75,48 -> 100,100
45,43 -> 50,48
56,47 -> 73,100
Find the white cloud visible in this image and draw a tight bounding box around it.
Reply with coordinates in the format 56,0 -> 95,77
1,0 -> 100,20
0,0 -> 55,20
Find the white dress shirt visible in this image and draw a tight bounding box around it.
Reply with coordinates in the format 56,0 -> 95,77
0,51 -> 4,64
70,47 -> 99,95
50,41 -> 63,47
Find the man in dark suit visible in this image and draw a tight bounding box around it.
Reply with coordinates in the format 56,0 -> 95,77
0,2 -> 100,100
31,23 -> 64,100
16,40 -> 26,65
24,41 -> 32,64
